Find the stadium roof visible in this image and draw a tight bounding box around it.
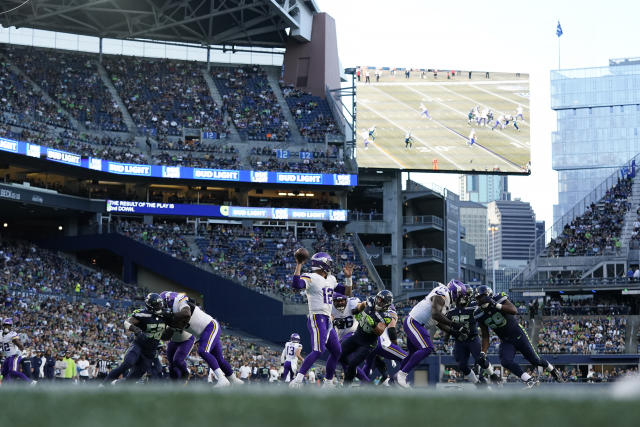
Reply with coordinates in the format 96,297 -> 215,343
1,0 -> 320,47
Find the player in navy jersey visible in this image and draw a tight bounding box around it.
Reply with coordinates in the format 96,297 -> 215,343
104,293 -> 172,383
338,290 -> 394,385
443,285 -> 500,385
362,302 -> 407,385
474,286 -> 563,387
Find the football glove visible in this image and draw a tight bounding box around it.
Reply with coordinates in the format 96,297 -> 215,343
479,296 -> 496,310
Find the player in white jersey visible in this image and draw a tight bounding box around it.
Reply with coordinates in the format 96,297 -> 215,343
183,305 -> 241,387
492,114 -> 505,130
477,108 -> 488,127
396,280 -> 471,387
468,129 -> 477,146
289,251 -> 354,388
1,318 -> 32,382
515,105 -> 524,121
323,294 -> 370,385
280,333 -> 303,382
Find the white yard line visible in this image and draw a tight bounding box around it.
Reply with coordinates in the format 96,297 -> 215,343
356,122 -> 407,169
360,93 -> 466,170
365,79 -> 528,87
433,85 -> 530,150
469,84 -> 530,110
374,85 -> 522,172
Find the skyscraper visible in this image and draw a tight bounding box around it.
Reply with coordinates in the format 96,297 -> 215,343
459,201 -> 488,264
551,58 -> 640,225
459,174 -> 510,204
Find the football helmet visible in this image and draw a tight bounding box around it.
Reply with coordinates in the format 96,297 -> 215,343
475,285 -> 493,305
310,252 -> 333,273
290,333 -> 300,343
458,284 -> 474,307
374,290 -> 393,311
145,293 -> 165,315
333,294 -> 348,312
2,317 -> 12,333
447,279 -> 467,303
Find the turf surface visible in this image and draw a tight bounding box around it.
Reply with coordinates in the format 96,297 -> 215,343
1,385 -> 638,427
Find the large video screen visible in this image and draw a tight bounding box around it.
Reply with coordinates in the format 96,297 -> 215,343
354,67 -> 530,174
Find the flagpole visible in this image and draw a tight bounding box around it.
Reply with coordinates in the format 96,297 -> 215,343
558,36 -> 561,69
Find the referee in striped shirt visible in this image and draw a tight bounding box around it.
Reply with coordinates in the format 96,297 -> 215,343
96,359 -> 110,380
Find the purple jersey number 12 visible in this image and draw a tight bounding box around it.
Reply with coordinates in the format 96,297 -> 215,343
323,288 -> 334,304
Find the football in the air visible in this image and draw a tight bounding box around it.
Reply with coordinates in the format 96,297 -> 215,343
294,247 -> 310,263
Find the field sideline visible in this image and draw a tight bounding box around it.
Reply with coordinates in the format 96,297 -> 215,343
356,79 -> 530,173
1,385 -> 639,427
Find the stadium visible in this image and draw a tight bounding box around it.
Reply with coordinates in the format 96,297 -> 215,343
0,1 -> 639,425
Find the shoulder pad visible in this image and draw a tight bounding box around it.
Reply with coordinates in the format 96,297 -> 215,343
473,309 -> 484,319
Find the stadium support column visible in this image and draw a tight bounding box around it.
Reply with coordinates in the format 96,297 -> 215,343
207,46 -> 211,71
383,171 -> 403,295
99,37 -> 103,64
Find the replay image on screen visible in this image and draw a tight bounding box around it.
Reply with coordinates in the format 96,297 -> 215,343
354,67 -> 530,174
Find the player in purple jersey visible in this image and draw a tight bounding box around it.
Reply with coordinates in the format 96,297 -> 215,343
1,318 -> 33,383
289,252 -> 354,388
280,333 -> 303,382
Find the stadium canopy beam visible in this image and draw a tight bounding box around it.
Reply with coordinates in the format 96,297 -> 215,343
1,0 -> 305,48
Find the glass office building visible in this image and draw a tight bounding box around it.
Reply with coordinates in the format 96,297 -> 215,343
551,59 -> 640,225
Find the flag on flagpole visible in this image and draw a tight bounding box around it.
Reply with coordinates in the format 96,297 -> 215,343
556,21 -> 563,37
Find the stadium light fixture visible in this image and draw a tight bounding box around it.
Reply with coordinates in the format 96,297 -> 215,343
305,193 -> 314,197
2,223 -> 7,228
58,225 -> 63,231
278,192 -> 287,196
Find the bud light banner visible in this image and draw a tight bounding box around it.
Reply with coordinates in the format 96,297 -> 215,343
0,137 -> 357,187
106,200 -> 348,222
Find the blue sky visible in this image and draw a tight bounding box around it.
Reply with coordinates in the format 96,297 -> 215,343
318,0 -> 640,227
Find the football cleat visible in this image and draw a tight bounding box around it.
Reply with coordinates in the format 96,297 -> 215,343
550,368 -> 565,383
227,374 -> 244,385
395,371 -> 410,388
524,378 -> 539,389
214,376 -> 231,388
288,378 -> 303,389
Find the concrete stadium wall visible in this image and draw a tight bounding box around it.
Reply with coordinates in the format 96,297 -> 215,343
282,12 -> 341,97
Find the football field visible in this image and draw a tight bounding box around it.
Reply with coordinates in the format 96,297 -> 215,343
1,384 -> 638,427
355,78 -> 530,173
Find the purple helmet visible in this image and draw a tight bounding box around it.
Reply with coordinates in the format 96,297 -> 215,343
310,252 -> 333,273
333,293 -> 348,311
290,333 -> 300,343
2,318 -> 12,326
447,279 -> 467,303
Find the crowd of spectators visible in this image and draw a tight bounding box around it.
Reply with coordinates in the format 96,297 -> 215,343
213,66 -> 290,141
104,57 -> 228,137
281,84 -> 341,143
537,315 -> 627,354
157,137 -> 239,154
546,177 -> 631,257
628,206 -> 640,249
2,44 -> 127,132
0,240 -> 142,301
114,220 -> 377,304
0,55 -> 73,129
249,156 -> 346,174
0,288 -> 288,382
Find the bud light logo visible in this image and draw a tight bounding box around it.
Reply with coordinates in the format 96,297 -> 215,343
251,171 -> 269,183
333,174 -> 352,186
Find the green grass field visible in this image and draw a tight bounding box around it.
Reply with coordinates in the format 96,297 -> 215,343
355,77 -> 530,173
1,384 -> 639,427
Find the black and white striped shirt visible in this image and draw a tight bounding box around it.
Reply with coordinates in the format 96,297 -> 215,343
97,360 -> 109,374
